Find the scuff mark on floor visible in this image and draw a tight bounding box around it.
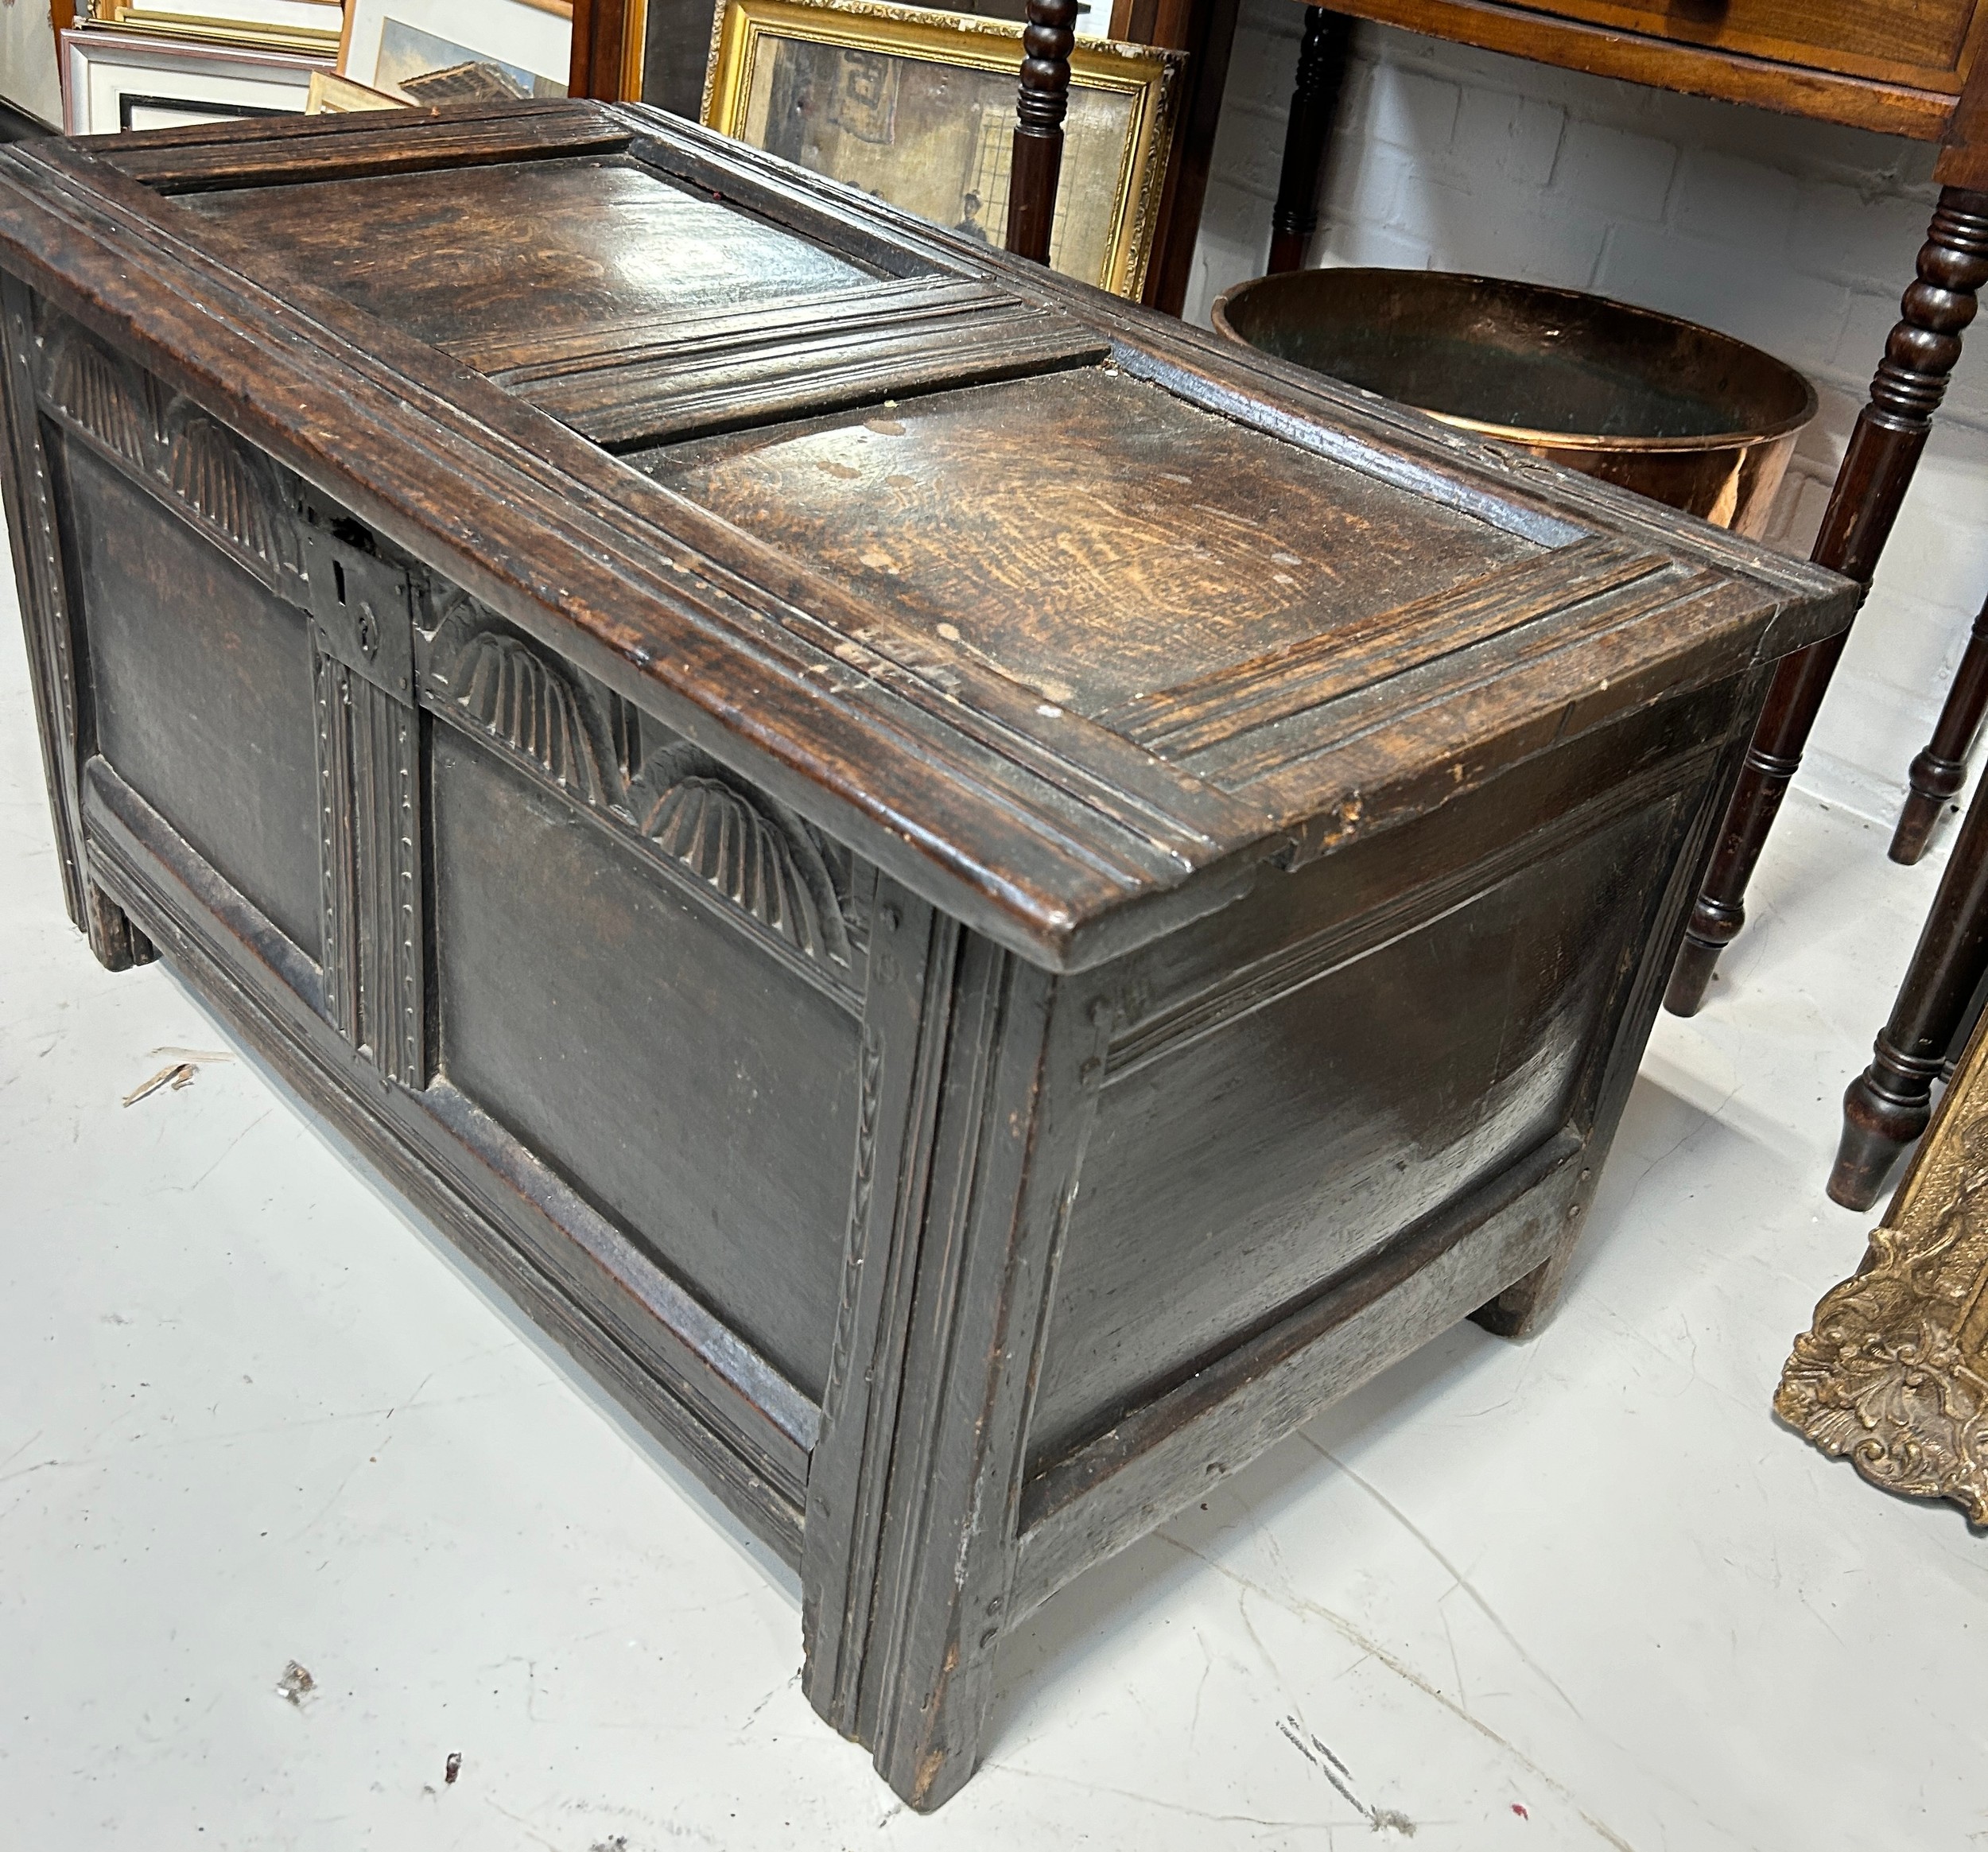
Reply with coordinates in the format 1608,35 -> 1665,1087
1304,1435 -> 1582,1718
1276,1714 -> 1415,1836
1159,1536 -> 1638,1852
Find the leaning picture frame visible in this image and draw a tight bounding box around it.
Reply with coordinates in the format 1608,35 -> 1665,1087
340,0 -> 573,104
60,26 -> 328,134
702,0 -> 1182,299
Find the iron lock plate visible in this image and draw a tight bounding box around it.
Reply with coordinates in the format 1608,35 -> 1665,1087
301,525 -> 414,700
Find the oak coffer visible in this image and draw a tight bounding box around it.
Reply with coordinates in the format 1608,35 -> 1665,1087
0,101 -> 1851,1807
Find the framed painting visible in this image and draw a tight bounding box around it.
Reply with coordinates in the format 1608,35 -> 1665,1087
340,0 -> 573,103
701,0 -> 1181,298
60,26 -> 328,134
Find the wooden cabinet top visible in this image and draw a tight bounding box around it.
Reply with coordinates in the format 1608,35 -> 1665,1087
0,101 -> 1850,969
1328,0 -> 1988,140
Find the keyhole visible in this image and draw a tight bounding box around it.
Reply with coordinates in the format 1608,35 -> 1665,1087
333,558 -> 347,606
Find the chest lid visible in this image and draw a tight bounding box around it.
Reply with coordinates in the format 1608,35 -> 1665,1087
0,102 -> 1854,968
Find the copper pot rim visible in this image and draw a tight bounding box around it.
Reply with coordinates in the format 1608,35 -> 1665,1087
1209,267 -> 1820,456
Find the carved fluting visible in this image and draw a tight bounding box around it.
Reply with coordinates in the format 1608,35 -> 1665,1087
454,631 -> 609,806
1868,198 -> 1988,428
631,744 -> 852,967
1015,0 -> 1078,135
170,417 -> 273,566
825,1026 -> 887,1419
49,339 -> 146,466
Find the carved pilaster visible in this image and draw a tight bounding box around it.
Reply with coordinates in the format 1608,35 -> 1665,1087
802,900 -> 1113,1809
309,526 -> 425,1087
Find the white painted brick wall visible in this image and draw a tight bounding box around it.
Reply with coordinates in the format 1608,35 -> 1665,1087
1186,6 -> 1988,825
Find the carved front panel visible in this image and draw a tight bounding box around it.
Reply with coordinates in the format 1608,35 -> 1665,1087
37,312 -> 432,1074
419,593 -> 868,1007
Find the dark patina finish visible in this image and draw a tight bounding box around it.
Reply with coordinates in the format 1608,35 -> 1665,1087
0,101 -> 1851,1807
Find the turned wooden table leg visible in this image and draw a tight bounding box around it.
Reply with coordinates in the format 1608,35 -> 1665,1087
1267,8 -> 1353,275
1892,593 -> 1988,863
1008,0 -> 1078,266
1665,187 -> 1988,1017
1831,763 -> 1988,1209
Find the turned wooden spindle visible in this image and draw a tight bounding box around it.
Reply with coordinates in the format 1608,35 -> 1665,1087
1665,186 -> 1988,1016
1268,8 -> 1354,275
1892,594 -> 1988,863
1008,0 -> 1078,266
1831,764 -> 1988,1208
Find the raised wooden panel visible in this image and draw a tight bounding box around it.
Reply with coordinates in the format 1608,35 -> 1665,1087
432,730 -> 863,1400
60,441 -> 322,958
184,157 -> 877,355
655,367 -> 1543,720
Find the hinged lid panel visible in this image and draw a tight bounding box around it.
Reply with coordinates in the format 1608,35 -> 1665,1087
0,101 -> 1855,967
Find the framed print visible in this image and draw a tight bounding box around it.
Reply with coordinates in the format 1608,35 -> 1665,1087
305,68 -> 407,111
340,0 -> 573,103
60,27 -> 328,134
702,0 -> 1181,298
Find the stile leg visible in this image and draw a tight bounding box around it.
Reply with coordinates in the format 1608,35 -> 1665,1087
1267,8 -> 1353,275
1666,188 -> 1988,1016
1008,0 -> 1078,266
1892,592 -> 1988,864
1831,765 -> 1988,1209
84,883 -> 156,974
801,893 -> 1112,1811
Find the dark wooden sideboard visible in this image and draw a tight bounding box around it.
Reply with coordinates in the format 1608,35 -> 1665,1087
0,103 -> 1850,1806
1283,1 -> 1988,143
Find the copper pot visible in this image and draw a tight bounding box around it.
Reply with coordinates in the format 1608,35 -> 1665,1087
1212,268 -> 1817,538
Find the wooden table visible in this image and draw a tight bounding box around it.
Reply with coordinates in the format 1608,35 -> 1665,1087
0,102 -> 1847,1807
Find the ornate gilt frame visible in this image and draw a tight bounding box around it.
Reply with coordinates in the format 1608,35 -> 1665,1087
1777,1008 -> 1988,1526
701,0 -> 1181,299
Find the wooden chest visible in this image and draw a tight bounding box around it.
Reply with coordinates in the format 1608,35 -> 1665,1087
0,101 -> 1850,1807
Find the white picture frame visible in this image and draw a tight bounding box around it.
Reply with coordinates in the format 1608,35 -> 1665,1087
340,0 -> 572,103
0,5 -> 64,129
60,28 -> 328,135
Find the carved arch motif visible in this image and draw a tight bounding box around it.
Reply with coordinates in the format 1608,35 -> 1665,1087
49,336 -> 146,468
629,742 -> 852,969
169,416 -> 275,569
452,628 -> 612,808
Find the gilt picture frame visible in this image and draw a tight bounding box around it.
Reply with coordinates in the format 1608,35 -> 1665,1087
702,0 -> 1181,298
1778,1004 -> 1988,1527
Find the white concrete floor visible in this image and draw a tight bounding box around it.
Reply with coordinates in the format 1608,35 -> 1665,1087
4,593 -> 1985,1852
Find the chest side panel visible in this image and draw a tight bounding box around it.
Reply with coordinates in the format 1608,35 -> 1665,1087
1027,678 -> 1740,1471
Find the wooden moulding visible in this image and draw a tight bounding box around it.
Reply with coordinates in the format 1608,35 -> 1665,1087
0,103 -> 1861,1810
